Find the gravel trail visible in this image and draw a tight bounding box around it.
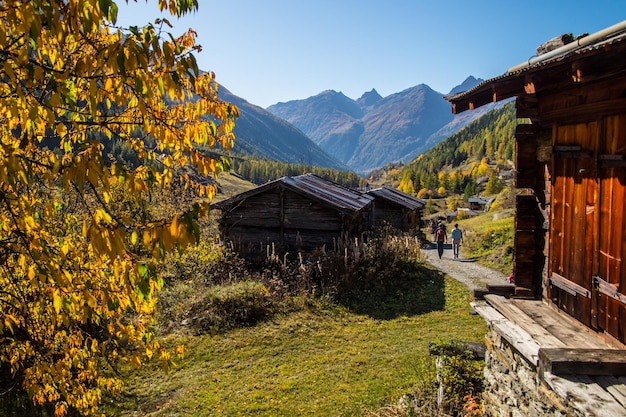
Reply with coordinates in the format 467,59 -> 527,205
421,242 -> 510,292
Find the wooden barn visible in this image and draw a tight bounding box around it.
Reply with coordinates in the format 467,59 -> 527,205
447,20 -> 626,416
211,173 -> 373,254
467,196 -> 490,212
366,186 -> 425,231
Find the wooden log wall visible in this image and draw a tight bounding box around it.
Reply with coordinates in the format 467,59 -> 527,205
283,191 -> 346,232
219,186 -> 364,254
513,96 -> 550,299
372,201 -> 414,231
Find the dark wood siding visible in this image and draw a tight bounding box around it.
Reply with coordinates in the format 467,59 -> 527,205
515,124 -> 539,189
218,185 -> 367,255
514,195 -> 543,297
219,188 -> 282,251
282,189 -> 350,250
513,119 -> 551,298
372,200 -> 416,231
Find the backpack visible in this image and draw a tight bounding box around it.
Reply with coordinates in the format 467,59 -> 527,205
436,228 -> 445,242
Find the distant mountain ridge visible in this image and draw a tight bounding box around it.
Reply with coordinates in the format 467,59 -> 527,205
217,87 -> 348,171
266,76 -> 506,174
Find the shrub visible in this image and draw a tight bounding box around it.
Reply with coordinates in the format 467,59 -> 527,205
188,280 -> 275,334
489,186 -> 515,211
157,227 -> 436,335
164,239 -> 246,286
428,340 -> 485,416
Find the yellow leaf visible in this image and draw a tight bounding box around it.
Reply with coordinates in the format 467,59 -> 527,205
94,208 -> 112,225
56,123 -> 67,138
53,290 -> 63,314
130,353 -> 142,368
170,216 -> 179,238
28,265 -> 36,280
3,315 -> 18,334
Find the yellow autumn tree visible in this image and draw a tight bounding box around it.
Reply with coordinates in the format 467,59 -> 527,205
398,172 -> 415,195
475,157 -> 491,176
0,1 -> 238,416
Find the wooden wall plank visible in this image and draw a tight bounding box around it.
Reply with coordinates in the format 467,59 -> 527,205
596,115 -> 626,343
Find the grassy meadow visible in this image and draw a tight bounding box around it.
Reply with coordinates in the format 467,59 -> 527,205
103,234 -> 487,417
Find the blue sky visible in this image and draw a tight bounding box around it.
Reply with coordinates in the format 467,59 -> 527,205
115,1 -> 625,108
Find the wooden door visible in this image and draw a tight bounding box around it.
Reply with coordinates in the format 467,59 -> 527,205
549,123 -> 598,328
596,115 -> 626,343
549,117 -> 626,345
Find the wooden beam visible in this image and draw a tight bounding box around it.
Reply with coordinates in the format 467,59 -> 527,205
539,348 -> 626,376
553,145 -> 593,159
595,276 -> 626,307
471,299 -> 542,364
541,96 -> 626,125
542,372 -> 626,416
550,272 -> 591,298
599,154 -> 626,168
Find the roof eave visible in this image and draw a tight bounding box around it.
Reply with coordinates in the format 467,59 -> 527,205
446,20 -> 626,114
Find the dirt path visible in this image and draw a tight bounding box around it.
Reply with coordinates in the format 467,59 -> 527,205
421,242 -> 510,292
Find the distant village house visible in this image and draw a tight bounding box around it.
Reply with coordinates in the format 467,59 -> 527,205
467,196 -> 490,212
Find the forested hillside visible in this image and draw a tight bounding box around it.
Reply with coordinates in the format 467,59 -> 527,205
391,101 -> 517,196
404,101 -> 516,173
230,157 -> 364,188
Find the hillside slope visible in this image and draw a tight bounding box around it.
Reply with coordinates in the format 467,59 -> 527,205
218,87 -> 349,171
401,101 -> 517,175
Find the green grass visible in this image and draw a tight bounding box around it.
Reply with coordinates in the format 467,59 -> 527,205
457,211 -> 514,275
105,273 -> 486,416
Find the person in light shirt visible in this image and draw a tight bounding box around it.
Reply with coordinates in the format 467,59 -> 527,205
451,223 -> 463,259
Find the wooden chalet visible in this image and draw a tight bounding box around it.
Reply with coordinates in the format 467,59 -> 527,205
366,186 -> 425,231
467,196 -> 490,212
211,173 -> 373,254
447,20 -> 626,416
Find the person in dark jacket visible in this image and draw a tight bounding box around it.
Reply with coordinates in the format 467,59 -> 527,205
435,224 -> 447,259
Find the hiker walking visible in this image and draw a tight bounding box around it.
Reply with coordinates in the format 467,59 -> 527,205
451,223 -> 463,259
435,224 -> 447,259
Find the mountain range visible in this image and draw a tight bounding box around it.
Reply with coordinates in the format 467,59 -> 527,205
217,76 -> 505,175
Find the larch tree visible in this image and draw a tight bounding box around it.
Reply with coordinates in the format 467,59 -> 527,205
0,1 -> 238,415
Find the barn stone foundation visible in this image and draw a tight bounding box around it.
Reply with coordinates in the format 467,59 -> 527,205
482,328 -> 569,417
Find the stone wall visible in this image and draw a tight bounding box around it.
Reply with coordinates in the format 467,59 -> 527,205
482,327 -> 570,417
